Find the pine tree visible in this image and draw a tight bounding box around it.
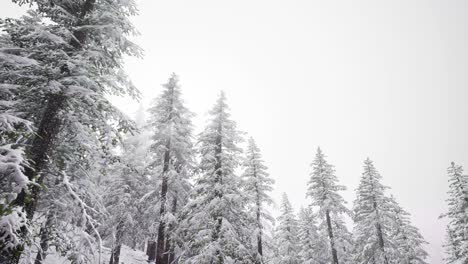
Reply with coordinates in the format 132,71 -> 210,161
297,206 -> 328,264
274,193 -> 300,264
352,158 -> 396,263
442,162 -> 468,263
306,147 -> 351,264
178,92 -> 252,263
389,196 -> 428,264
241,137 -> 275,263
1,0 -> 141,261
103,116 -> 152,264
0,54 -> 33,257
147,73 -> 195,263
307,148 -> 350,264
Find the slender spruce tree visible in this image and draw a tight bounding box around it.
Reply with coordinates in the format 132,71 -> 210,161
178,92 -> 253,263
242,137 -> 275,263
441,162 -> 468,263
297,206 -> 328,264
307,147 -> 352,264
352,158 -> 396,263
147,73 -> 194,264
274,193 -> 300,264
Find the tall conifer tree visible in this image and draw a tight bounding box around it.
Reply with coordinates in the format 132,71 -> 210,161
147,74 -> 194,264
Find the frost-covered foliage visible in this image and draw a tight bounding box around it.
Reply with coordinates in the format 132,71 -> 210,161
108,107 -> 153,252
178,92 -> 253,263
0,207 -> 28,254
241,137 -> 275,263
389,196 -> 428,264
0,32 -> 34,258
307,147 -> 352,264
352,158 -> 396,263
353,159 -> 428,264
0,0 -> 141,262
297,207 -> 328,264
273,193 -> 300,264
147,73 -> 195,263
442,162 -> 468,263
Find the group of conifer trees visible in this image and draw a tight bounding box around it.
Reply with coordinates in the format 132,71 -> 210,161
1,1 -> 468,264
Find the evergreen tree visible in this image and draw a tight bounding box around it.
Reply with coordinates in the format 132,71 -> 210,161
0,0 -> 141,261
442,162 -> 468,263
103,114 -> 152,264
352,158 -> 396,263
178,92 -> 252,263
297,207 -> 328,264
147,73 -> 195,263
306,147 -> 351,264
274,193 -> 300,264
241,137 -> 275,264
389,196 -> 428,264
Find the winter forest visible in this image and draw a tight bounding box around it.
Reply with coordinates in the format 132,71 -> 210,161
1,0 -> 468,264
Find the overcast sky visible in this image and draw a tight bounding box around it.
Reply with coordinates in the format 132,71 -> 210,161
3,0 -> 468,263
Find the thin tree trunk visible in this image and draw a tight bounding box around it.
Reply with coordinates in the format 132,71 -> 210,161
164,197 -> 177,264
109,221 -> 125,264
376,221 -> 389,264
325,210 -> 339,264
155,86 -> 175,264
147,240 -> 157,261
212,110 -> 223,264
34,211 -> 54,264
154,145 -> 170,264
254,166 -> 263,264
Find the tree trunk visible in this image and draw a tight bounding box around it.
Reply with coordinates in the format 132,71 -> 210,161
325,210 -> 339,264
212,113 -> 223,264
147,240 -> 157,261
254,166 -> 263,264
34,211 -> 54,264
14,93 -> 65,219
109,221 -> 125,264
155,86 -> 175,264
376,221 -> 389,264
154,147 -> 170,264
164,197 -> 177,264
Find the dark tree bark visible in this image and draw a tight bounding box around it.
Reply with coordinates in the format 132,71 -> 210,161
325,210 -> 339,264
374,201 -> 389,264
253,166 -> 263,264
147,240 -> 157,261
154,86 -> 175,264
34,211 -> 54,264
109,221 -> 125,264
211,110 -> 224,264
154,144 -> 170,264
164,197 -> 177,264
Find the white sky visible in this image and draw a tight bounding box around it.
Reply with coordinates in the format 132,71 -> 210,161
3,0 -> 468,263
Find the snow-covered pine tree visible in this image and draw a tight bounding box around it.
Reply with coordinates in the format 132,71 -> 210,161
274,193 -> 300,264
297,206 -> 328,264
147,73 -> 195,264
389,195 -> 428,264
441,162 -> 468,263
178,92 -> 252,263
241,137 -> 275,263
1,0 -> 141,261
352,158 -> 398,264
0,32 -> 35,257
103,115 -> 152,264
306,147 -> 351,264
